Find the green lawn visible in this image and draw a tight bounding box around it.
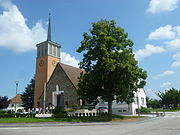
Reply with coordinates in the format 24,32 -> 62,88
0,115 -> 145,123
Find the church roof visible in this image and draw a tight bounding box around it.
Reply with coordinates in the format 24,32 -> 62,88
60,63 -> 82,89
36,40 -> 61,47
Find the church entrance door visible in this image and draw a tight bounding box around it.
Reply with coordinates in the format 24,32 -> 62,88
57,94 -> 61,107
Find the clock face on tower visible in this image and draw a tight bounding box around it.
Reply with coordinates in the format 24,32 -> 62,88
39,60 -> 44,67
52,60 -> 56,66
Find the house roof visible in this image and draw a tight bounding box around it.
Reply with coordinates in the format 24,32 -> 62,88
10,94 -> 22,104
60,63 -> 83,89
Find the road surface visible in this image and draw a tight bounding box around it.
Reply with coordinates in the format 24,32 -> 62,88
0,111 -> 180,135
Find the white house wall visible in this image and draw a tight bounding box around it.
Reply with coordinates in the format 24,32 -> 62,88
96,88 -> 147,116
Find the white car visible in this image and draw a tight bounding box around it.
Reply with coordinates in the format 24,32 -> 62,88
97,107 -> 108,113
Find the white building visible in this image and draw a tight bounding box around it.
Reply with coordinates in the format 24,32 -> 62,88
96,88 -> 147,115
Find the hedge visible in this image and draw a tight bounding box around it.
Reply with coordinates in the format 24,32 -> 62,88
0,113 -> 35,118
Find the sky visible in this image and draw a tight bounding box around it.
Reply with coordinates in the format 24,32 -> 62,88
0,0 -> 180,99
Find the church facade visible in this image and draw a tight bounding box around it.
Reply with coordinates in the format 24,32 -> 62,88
34,15 -> 80,108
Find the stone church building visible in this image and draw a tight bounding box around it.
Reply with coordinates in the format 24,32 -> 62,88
34,15 -> 81,108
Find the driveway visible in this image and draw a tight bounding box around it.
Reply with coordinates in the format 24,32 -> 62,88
0,111 -> 180,135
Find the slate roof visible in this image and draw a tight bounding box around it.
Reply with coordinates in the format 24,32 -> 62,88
60,63 -> 83,89
38,63 -> 83,100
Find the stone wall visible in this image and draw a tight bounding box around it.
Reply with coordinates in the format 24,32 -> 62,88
39,63 -> 79,108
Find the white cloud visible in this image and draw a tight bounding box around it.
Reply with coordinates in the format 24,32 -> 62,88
61,52 -> 80,68
148,25 -> 175,40
160,82 -> 171,88
145,89 -> 159,99
147,0 -> 179,14
155,70 -> 175,79
171,61 -> 180,68
166,39 -> 180,51
135,44 -> 165,60
148,25 -> 180,51
171,52 -> 180,68
173,52 -> 180,60
0,0 -> 80,68
0,0 -> 46,52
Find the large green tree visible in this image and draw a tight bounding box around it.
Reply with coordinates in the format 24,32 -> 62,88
21,77 -> 35,110
146,97 -> 161,109
77,20 -> 147,115
0,96 -> 10,109
157,88 -> 180,108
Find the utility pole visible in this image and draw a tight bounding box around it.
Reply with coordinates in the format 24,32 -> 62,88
43,83 -> 46,114
14,80 -> 19,113
136,92 -> 140,117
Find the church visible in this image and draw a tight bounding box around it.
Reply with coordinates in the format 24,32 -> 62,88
33,15 -> 81,108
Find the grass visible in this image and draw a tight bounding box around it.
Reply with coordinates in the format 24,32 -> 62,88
0,115 -> 145,123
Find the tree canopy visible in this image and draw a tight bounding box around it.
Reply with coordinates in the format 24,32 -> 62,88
77,20 -> 147,115
21,77 -> 35,110
146,97 -> 161,109
157,88 -> 180,108
0,96 -> 10,109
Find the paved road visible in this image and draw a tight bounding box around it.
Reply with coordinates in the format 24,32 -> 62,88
0,111 -> 180,135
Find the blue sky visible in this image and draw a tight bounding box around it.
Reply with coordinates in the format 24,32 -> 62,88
0,0 -> 180,99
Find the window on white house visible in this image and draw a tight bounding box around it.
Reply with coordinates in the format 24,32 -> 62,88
141,97 -> 145,105
123,110 -> 127,112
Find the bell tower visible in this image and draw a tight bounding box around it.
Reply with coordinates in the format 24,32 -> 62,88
34,14 -> 61,107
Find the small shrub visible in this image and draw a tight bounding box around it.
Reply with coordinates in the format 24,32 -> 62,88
53,107 -> 64,114
0,113 -> 35,118
72,104 -> 79,110
65,108 -> 76,112
0,110 -> 7,113
72,104 -> 78,108
53,112 -> 67,118
140,107 -> 151,114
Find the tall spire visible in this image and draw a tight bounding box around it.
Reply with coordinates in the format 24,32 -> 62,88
47,12 -> 51,41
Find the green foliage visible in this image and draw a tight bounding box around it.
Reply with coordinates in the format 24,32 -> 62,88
53,107 -> 65,114
140,106 -> 151,114
146,97 -> 161,109
53,107 -> 67,118
157,88 -> 180,108
53,112 -> 67,118
0,113 -> 35,118
0,110 -> 7,113
72,104 -> 79,109
76,19 -> 147,115
21,77 -> 35,110
65,108 -> 76,112
0,115 -> 143,123
0,96 -> 10,109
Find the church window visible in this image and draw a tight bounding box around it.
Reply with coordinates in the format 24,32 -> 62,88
40,47 -> 43,57
53,46 -> 56,56
49,44 -> 52,55
37,47 -> 40,57
42,46 -> 45,56
57,47 -> 60,58
45,46 -> 47,56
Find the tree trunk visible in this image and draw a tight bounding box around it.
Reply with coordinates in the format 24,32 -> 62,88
108,99 -> 112,116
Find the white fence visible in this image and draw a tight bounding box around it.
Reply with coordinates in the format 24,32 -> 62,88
68,109 -> 99,117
